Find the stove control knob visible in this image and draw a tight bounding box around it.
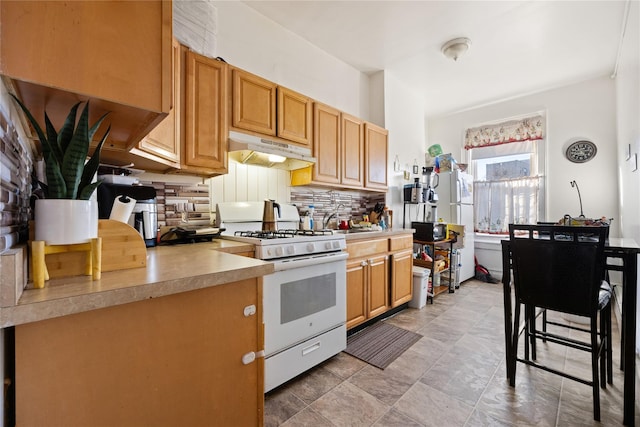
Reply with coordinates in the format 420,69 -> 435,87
275,246 -> 284,257
286,245 -> 295,255
266,248 -> 273,257
332,241 -> 340,249
306,243 -> 315,252
325,242 -> 332,250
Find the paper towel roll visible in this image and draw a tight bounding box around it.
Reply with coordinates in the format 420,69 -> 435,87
109,195 -> 136,223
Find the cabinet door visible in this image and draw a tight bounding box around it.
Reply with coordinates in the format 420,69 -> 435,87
364,123 -> 389,191
0,1 -> 172,152
183,50 -> 228,173
312,103 -> 341,185
368,255 -> 389,318
15,279 -> 263,426
136,38 -> 181,166
346,259 -> 368,329
232,69 -> 276,136
390,249 -> 413,307
341,113 -> 364,187
278,86 -> 312,146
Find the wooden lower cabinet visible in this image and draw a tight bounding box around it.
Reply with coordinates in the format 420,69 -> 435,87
346,233 -> 413,330
390,249 -> 413,307
368,254 -> 390,317
346,258 -> 367,328
15,279 -> 264,427
346,254 -> 389,329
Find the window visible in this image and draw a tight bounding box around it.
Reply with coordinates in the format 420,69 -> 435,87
465,114 -> 545,234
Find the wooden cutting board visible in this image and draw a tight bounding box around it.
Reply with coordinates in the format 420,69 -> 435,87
43,220 -> 147,280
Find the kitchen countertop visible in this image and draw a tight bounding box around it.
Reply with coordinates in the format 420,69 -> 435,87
1,239 -> 272,328
340,228 -> 415,241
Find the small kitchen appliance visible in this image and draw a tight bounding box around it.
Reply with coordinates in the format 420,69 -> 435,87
262,199 -> 281,231
412,221 -> 447,242
216,201 -> 347,392
422,166 -> 439,221
97,183 -> 158,247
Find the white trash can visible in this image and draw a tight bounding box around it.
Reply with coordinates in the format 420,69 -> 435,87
409,266 -> 431,309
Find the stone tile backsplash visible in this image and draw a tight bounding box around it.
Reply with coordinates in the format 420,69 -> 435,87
290,188 -> 385,229
139,180 -> 211,228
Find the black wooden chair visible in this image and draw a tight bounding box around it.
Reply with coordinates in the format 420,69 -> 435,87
508,224 -> 612,421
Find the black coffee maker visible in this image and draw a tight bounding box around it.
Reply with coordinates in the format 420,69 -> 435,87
97,183 -> 158,247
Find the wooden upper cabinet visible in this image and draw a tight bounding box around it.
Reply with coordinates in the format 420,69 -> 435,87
277,87 -> 312,146
231,68 -> 312,147
341,113 -> 364,187
181,50 -> 229,175
232,69 -> 276,136
135,38 -> 181,168
312,103 -> 341,184
364,122 -> 389,191
0,0 -> 172,152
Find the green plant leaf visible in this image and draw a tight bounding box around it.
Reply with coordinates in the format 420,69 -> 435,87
78,181 -> 102,200
9,94 -> 51,157
88,111 -> 110,143
44,112 -> 63,165
57,102 -> 81,156
61,102 -> 91,199
44,150 -> 66,199
78,124 -> 110,200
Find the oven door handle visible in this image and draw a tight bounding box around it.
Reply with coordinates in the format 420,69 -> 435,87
273,252 -> 348,271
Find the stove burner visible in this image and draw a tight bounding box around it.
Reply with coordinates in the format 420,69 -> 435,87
295,229 -> 334,236
233,229 -> 336,239
234,230 -> 296,239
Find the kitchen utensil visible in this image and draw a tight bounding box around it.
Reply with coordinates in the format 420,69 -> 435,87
262,199 -> 281,231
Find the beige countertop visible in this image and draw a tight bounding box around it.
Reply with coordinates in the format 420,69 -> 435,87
341,228 -> 415,241
1,239 -> 272,328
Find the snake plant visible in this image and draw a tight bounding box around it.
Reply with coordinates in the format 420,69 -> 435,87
12,94 -> 111,200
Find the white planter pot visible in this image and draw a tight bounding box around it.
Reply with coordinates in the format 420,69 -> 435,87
34,199 -> 98,245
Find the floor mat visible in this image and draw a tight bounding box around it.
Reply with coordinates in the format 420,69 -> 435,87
344,322 -> 422,369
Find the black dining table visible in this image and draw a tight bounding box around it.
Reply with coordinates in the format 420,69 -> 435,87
501,237 -> 639,426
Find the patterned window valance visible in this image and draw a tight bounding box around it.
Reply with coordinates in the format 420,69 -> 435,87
464,114 -> 544,149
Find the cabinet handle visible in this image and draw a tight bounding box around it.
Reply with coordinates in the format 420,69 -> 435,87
241,350 -> 265,365
361,260 -> 368,267
301,341 -> 321,356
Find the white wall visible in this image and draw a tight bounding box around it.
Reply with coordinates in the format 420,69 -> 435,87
614,0 -> 640,353
383,71 -> 427,229
213,1 -> 368,120
184,1 -> 377,205
427,76 -> 619,236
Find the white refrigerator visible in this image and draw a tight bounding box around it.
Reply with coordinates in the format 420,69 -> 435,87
434,170 -> 475,282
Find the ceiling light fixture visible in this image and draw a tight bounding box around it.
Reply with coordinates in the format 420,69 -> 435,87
441,37 -> 472,61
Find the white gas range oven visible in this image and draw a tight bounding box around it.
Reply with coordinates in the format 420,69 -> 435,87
216,202 -> 347,392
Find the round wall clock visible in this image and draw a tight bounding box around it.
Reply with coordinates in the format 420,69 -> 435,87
565,140 -> 597,163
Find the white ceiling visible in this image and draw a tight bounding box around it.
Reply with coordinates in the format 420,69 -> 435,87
241,1 -> 627,118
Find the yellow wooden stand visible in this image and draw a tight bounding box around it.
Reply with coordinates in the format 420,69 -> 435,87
30,238 -> 102,289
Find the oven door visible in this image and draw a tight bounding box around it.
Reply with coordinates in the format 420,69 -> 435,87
263,252 -> 347,356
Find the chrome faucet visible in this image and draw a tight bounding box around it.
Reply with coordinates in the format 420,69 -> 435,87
322,203 -> 345,229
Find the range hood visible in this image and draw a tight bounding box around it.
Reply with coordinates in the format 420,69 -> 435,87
227,131 -> 316,171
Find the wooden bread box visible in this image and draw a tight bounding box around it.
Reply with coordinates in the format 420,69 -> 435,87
32,219 -> 147,282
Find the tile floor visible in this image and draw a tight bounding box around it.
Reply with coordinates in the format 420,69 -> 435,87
265,280 -> 640,426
